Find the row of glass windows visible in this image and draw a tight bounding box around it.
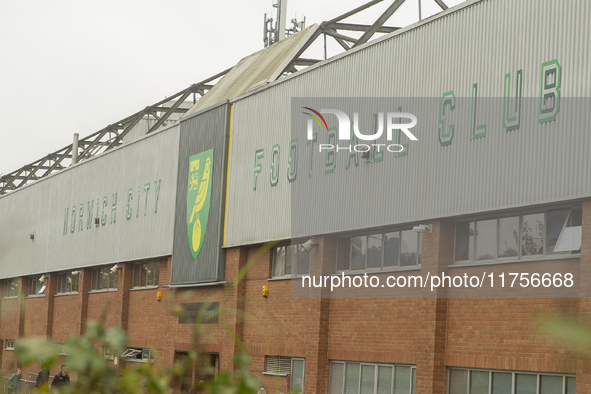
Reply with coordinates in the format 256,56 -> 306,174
1,261 -> 159,297
449,369 -> 575,394
455,207 -> 581,263
329,361 -> 416,394
272,244 -> 311,277
270,229 -> 422,279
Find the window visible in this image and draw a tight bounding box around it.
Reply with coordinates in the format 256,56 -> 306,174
2,278 -> 18,298
103,346 -> 115,360
121,347 -> 154,363
337,230 -> 421,272
27,275 -> 46,296
329,361 -> 415,394
56,271 -> 79,294
5,339 -> 15,350
272,243 -> 310,277
448,368 -> 575,394
90,266 -> 118,291
132,261 -> 159,288
454,206 -> 582,264
264,356 -> 305,391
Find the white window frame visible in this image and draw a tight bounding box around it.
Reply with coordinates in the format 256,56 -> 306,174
2,278 -> 18,298
121,347 -> 155,363
5,339 -> 15,350
290,358 -> 305,393
271,243 -> 311,278
447,367 -> 575,394
56,271 -> 80,295
453,205 -> 582,265
90,266 -> 118,292
132,261 -> 160,289
329,360 -> 415,394
337,229 -> 422,273
27,275 -> 45,296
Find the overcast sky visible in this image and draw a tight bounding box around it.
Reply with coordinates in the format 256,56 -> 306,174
0,0 -> 465,176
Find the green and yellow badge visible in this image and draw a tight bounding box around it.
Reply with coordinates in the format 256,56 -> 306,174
187,149 -> 213,259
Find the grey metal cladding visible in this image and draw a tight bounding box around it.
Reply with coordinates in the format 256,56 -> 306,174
224,0 -> 591,246
171,103 -> 229,284
0,126 -> 180,280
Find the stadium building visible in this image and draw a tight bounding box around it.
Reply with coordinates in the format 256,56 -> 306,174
1,0 -> 590,393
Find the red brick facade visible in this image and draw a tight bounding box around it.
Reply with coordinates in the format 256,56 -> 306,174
1,200 -> 590,393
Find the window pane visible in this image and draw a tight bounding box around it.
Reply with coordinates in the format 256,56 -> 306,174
345,363 -> 360,394
110,271 -> 118,289
475,219 -> 496,261
394,366 -> 411,394
291,359 -> 304,392
400,231 -> 418,267
297,248 -> 310,276
455,222 -> 474,261
153,263 -> 159,285
492,372 -> 512,394
449,369 -> 468,394
141,265 -> 148,286
330,363 -> 345,394
411,368 -> 415,394
338,238 -> 351,271
554,226 -> 582,253
569,207 -> 582,226
350,236 -> 367,271
515,373 -> 536,394
360,365 -> 375,394
377,366 -> 393,394
498,216 -> 519,258
470,371 -> 489,394
273,247 -> 286,276
367,234 -> 383,269
383,232 -> 400,268
102,270 -> 110,289
286,245 -> 297,275
521,213 -> 544,256
566,377 -> 575,394
540,375 -> 562,394
546,209 -> 569,254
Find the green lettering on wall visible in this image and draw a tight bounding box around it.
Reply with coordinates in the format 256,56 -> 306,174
253,149 -> 264,190
270,145 -> 280,186
153,179 -> 161,214
307,132 -> 317,178
470,83 -> 486,140
539,59 -> 561,123
439,91 -> 455,146
503,69 -> 522,132
287,139 -> 298,183
324,128 -> 337,174
87,200 -> 94,229
127,188 -> 133,220
143,184 -> 150,216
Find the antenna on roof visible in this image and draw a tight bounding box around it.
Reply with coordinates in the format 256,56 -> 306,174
263,0 -> 305,47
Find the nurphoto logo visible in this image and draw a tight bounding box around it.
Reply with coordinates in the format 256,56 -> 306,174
302,107 -> 418,153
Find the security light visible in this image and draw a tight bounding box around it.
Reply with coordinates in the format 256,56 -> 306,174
300,238 -> 319,253
412,224 -> 432,233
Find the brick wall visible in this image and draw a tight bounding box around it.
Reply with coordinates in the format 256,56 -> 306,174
1,198 -> 590,393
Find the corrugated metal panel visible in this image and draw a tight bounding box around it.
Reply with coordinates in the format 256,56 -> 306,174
183,25 -> 320,117
171,103 -> 229,284
0,125 -> 180,279
224,0 -> 591,246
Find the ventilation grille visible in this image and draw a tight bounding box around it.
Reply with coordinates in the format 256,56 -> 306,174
266,356 -> 292,375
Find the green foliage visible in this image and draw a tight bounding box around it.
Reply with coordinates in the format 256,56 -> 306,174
14,320 -> 261,393
11,243 -> 283,393
540,314 -> 591,351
